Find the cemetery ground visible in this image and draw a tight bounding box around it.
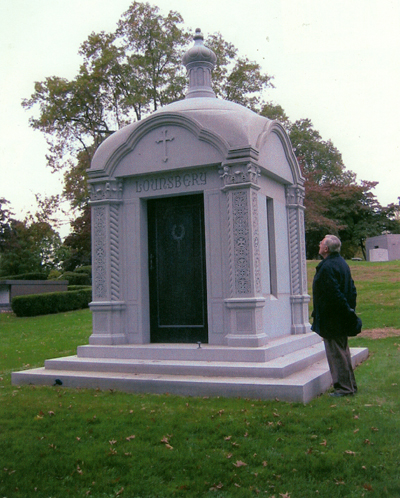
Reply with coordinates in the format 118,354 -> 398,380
0,261 -> 399,498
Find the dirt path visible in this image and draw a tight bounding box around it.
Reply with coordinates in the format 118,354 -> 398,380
358,328 -> 400,339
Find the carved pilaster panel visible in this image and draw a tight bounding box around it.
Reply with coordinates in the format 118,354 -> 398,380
288,207 -> 301,295
232,190 -> 251,295
286,185 -> 307,297
93,206 -> 107,299
109,203 -> 120,301
252,191 -> 262,294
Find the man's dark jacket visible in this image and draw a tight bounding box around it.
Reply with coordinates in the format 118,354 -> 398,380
311,252 -> 357,339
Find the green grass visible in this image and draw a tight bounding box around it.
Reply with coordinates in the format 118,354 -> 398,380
1,261 -> 400,498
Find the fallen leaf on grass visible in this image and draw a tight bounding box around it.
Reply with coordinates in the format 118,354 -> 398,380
226,453 -> 233,459
363,483 -> 373,491
48,411 -> 55,416
279,492 -> 291,498
160,436 -> 173,449
224,435 -> 232,441
209,482 -> 223,491
109,439 -> 117,445
370,427 -> 379,432
262,461 -> 268,467
353,429 -> 359,433
116,488 -> 124,496
319,439 -> 327,446
334,479 -> 345,485
233,460 -> 247,467
234,483 -> 241,487
344,450 -> 356,456
125,435 -> 135,441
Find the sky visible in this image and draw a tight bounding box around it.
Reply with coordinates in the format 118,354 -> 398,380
1,0 -> 399,234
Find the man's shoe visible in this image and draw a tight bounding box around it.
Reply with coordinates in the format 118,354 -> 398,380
330,391 -> 354,397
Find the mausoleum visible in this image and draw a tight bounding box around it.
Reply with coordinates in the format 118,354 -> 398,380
88,28 -> 309,347
12,30 -> 368,401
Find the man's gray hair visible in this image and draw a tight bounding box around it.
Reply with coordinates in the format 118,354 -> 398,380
324,235 -> 341,253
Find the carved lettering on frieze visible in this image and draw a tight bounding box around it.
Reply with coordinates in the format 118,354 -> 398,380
136,172 -> 206,193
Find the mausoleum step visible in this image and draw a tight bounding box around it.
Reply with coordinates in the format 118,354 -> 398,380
77,333 -> 321,363
11,348 -> 369,403
45,342 -> 326,379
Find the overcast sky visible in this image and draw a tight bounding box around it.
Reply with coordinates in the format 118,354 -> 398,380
1,0 -> 399,232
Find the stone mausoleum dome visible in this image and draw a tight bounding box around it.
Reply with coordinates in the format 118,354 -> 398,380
91,29 -> 301,188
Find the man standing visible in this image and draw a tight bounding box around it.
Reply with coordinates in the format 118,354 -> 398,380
312,235 -> 358,397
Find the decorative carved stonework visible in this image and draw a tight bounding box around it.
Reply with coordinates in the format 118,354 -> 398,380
252,191 -> 262,293
109,204 -> 120,301
232,190 -> 251,294
219,163 -> 260,188
288,207 -> 301,295
93,206 -> 107,299
286,185 -> 308,297
155,127 -> 175,163
286,185 -> 305,207
91,181 -> 123,202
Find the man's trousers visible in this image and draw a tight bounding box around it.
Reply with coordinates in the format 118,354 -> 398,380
323,336 -> 358,394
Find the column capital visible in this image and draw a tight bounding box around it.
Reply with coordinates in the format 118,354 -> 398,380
90,180 -> 123,203
286,185 -> 305,207
219,162 -> 261,191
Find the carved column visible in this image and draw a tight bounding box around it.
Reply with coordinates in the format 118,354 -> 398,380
89,180 -> 127,345
220,162 -> 267,347
286,185 -> 311,334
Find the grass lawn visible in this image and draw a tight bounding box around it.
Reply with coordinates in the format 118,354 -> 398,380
0,261 -> 399,498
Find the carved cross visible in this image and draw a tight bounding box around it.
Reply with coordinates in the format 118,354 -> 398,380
156,127 -> 175,163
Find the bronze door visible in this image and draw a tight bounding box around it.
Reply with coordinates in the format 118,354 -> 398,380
148,194 -> 208,343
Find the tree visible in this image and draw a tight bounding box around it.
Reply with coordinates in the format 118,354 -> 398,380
206,33 -> 273,112
285,119 -> 400,258
22,1 -> 397,264
0,198 -> 66,277
0,198 -> 14,252
61,206 -> 92,272
22,1 -> 274,269
0,217 -> 63,277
